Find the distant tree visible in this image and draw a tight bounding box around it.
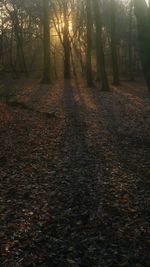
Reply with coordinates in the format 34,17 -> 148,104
128,0 -> 134,81
86,0 -> 93,87
110,0 -> 120,85
43,0 -> 51,83
93,0 -> 110,91
62,1 -> 71,79
4,1 -> 29,77
0,0 -> 147,87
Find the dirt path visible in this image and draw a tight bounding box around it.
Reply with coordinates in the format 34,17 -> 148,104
0,79 -> 149,267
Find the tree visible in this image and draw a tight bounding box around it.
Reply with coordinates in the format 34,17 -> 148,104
62,1 -> 71,79
110,0 -> 120,85
128,0 -> 134,81
133,0 -> 150,92
93,0 -> 110,91
86,0 -> 93,87
0,0 -> 147,87
43,0 -> 51,83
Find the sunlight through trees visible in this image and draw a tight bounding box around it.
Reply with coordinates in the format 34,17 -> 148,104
0,0 -> 150,90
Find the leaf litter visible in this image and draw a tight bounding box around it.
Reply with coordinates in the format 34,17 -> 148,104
0,79 -> 149,267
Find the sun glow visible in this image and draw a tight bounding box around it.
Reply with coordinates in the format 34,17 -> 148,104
54,19 -> 73,34
51,18 -> 73,43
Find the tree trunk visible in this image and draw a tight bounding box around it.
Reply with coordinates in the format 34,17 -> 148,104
110,0 -> 120,85
128,0 -> 134,81
43,0 -> 51,83
93,0 -> 110,91
133,0 -> 150,92
86,0 -> 93,87
63,2 -> 71,79
12,9 -> 28,77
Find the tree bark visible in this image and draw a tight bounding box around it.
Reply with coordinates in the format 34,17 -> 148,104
43,0 -> 51,83
93,0 -> 110,91
128,0 -> 134,81
110,0 -> 120,85
86,0 -> 93,87
63,2 -> 71,79
133,0 -> 150,92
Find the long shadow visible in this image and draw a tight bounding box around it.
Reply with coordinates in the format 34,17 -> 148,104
58,79 -> 99,203
43,79 -> 105,267
83,83 -> 149,266
44,80 -> 137,267
2,78 -> 147,267
88,84 -> 150,174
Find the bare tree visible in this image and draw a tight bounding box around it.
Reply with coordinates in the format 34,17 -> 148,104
110,0 -> 120,85
86,0 -> 93,86
93,0 -> 110,91
43,0 -> 51,83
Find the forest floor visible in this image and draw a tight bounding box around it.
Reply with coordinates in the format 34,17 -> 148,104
0,78 -> 149,267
